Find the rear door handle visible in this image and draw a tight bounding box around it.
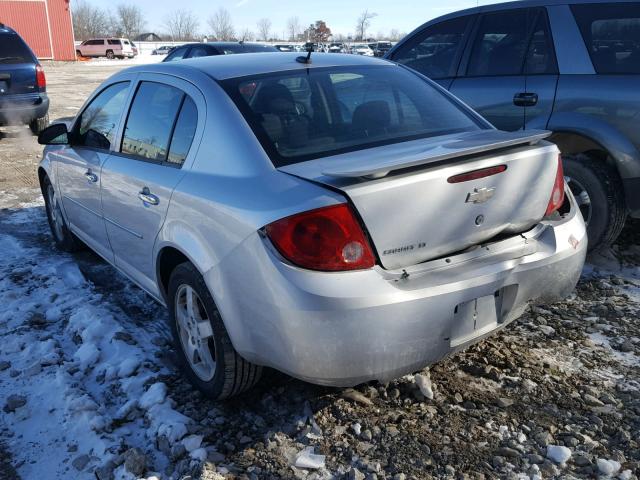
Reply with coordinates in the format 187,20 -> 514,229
513,92 -> 538,107
84,170 -> 98,183
138,187 -> 159,206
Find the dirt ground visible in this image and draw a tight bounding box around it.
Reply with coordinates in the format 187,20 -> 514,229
0,61 -> 638,480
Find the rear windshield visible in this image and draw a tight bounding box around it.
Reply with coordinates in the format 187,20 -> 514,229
0,33 -> 35,64
222,65 -> 483,166
572,3 -> 640,74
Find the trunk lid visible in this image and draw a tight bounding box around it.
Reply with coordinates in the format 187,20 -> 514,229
280,130 -> 559,270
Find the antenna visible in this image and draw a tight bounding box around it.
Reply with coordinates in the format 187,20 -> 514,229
296,44 -> 313,64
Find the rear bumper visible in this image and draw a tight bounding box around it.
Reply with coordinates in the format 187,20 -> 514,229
623,177 -> 640,218
0,93 -> 49,124
207,189 -> 587,387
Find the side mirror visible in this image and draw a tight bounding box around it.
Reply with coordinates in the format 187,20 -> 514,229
38,123 -> 69,145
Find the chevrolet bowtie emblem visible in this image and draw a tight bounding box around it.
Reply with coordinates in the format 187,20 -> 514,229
466,187 -> 495,204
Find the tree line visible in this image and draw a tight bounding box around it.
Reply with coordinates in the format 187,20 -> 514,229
72,1 -> 407,43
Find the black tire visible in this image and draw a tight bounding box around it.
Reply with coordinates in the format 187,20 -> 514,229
167,262 -> 262,399
563,154 -> 626,250
42,176 -> 82,252
29,114 -> 49,135
76,49 -> 82,57
106,50 -> 114,59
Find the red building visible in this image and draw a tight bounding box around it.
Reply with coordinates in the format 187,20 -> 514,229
0,0 -> 76,61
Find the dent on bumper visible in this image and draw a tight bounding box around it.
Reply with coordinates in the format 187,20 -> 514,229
206,202 -> 587,387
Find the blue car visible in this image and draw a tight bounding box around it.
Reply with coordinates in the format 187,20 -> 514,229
0,23 -> 49,134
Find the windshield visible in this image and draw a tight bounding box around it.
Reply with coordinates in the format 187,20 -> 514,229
0,34 -> 35,64
222,65 -> 484,166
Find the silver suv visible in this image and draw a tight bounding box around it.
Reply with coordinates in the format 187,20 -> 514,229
387,0 -> 640,250
76,38 -> 135,59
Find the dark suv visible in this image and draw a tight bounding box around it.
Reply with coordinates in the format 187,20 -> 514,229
163,42 -> 278,62
0,23 -> 49,134
386,0 -> 640,249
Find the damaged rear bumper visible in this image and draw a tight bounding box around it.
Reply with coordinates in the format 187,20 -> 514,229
207,188 -> 587,387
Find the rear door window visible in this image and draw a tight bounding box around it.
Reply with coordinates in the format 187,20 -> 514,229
0,34 -> 35,64
525,10 -> 558,74
187,46 -> 211,58
107,39 -> 121,46
467,9 -> 529,76
167,97 -> 198,165
76,82 -> 130,150
121,82 -> 185,162
571,3 -> 640,74
390,16 -> 472,79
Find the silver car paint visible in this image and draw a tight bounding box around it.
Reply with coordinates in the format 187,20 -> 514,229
40,53 -> 586,386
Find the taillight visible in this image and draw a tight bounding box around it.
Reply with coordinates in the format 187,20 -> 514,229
35,64 -> 46,89
447,165 -> 507,183
265,204 -> 375,271
545,155 -> 565,216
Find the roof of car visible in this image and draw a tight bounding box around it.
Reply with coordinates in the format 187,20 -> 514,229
125,52 -> 391,81
0,24 -> 17,34
421,0 -> 638,23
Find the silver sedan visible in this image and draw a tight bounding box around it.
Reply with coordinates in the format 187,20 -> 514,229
37,53 -> 587,399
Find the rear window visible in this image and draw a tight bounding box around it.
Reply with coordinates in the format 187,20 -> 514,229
0,33 -> 35,64
572,3 -> 640,74
222,65 -> 484,166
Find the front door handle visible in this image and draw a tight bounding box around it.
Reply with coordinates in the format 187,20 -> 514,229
513,92 -> 538,107
138,187 -> 159,206
85,170 -> 98,183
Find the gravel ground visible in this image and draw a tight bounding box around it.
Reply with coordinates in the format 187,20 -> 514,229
0,60 -> 638,480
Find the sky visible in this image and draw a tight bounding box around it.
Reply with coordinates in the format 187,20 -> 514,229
86,0 -> 511,39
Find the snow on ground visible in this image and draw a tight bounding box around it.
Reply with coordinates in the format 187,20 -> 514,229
0,199 -> 205,479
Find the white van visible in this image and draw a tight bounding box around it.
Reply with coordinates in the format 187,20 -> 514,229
76,38 -> 135,59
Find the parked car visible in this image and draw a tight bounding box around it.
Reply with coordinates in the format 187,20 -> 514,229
37,53 -> 586,399
152,45 -> 174,55
76,38 -> 135,59
163,42 -> 278,62
372,41 -> 393,57
130,41 -> 138,56
0,23 -> 49,134
386,0 -> 640,249
352,44 -> 375,56
328,42 -> 344,53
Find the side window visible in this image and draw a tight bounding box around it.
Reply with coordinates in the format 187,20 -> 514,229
121,82 -> 184,162
187,46 -> 210,58
76,82 -> 130,150
391,16 -> 472,79
467,10 -> 529,76
525,10 -> 558,74
571,3 -> 640,74
167,97 -> 198,165
108,39 -> 120,46
164,46 -> 189,62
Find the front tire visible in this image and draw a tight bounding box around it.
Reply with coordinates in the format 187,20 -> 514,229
42,176 -> 81,252
563,154 -> 626,250
29,114 -> 49,135
167,262 -> 262,399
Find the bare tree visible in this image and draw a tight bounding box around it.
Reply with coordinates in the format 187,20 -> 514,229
355,10 -> 377,40
388,29 -> 401,41
116,4 -> 146,40
286,16 -> 301,42
72,0 -> 110,40
256,18 -> 272,41
163,9 -> 199,41
238,28 -> 255,42
208,7 -> 235,41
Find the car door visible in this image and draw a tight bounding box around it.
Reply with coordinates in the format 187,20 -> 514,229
55,80 -> 132,261
449,9 -> 532,131
100,75 -> 203,296
388,15 -> 475,89
523,8 -> 559,128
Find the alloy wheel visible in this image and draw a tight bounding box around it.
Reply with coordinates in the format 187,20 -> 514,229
565,176 -> 592,225
175,284 -> 216,381
47,184 -> 65,240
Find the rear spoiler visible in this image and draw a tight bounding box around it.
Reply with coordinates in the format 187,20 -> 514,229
321,130 -> 551,179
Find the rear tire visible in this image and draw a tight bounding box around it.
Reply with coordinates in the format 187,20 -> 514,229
106,50 -> 115,59
42,176 -> 81,252
167,262 -> 262,399
75,49 -> 82,58
29,114 -> 49,135
563,154 -> 626,250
